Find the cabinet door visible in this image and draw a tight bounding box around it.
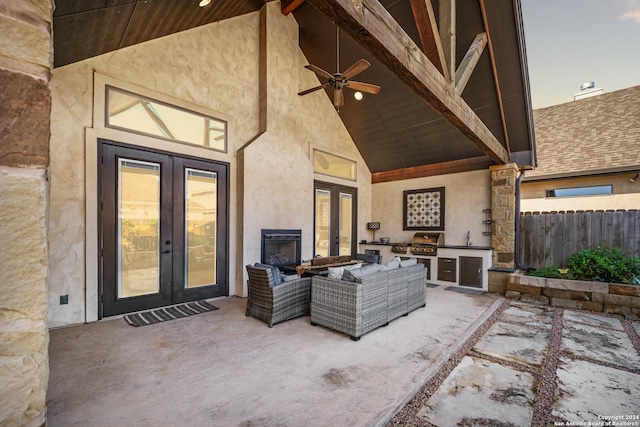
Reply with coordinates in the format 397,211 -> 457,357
437,257 -> 457,282
412,257 -> 431,280
459,256 -> 483,288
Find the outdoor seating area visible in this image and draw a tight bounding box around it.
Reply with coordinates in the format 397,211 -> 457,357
246,256 -> 427,340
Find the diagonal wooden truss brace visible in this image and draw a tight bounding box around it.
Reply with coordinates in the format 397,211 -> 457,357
410,0 -> 508,154
439,0 -> 456,83
410,0 -> 486,94
409,0 -> 449,81
281,0 -> 306,15
305,0 -> 509,164
455,32 -> 487,95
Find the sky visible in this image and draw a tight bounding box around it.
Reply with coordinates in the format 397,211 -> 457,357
520,0 -> 640,109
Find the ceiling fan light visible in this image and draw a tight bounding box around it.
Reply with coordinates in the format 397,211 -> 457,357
199,0 -> 211,7
354,91 -> 363,101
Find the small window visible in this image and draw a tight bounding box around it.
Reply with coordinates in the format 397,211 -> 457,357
545,185 -> 612,198
106,86 -> 226,152
313,149 -> 356,181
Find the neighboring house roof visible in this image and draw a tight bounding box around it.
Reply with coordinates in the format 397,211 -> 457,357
525,84 -> 640,181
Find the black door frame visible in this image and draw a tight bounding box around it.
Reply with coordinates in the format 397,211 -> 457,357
98,139 -> 229,318
313,180 -> 358,257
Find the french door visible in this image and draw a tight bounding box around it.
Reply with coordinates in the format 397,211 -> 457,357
99,141 -> 228,317
314,181 -> 357,257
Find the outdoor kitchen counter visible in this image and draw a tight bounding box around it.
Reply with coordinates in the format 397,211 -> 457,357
440,245 -> 491,250
359,243 -> 492,290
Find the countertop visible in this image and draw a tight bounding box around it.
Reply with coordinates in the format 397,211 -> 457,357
360,242 -> 491,250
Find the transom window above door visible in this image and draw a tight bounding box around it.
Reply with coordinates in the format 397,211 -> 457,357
313,149 -> 357,181
105,86 -> 227,152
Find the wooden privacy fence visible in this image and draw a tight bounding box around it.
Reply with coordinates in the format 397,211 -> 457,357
519,209 -> 640,269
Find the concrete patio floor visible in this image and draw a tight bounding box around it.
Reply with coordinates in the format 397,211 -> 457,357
47,286 -> 640,427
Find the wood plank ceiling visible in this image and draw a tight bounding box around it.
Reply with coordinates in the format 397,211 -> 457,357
52,0 -> 535,180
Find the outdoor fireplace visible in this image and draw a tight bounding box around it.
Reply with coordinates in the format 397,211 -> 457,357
261,229 -> 302,272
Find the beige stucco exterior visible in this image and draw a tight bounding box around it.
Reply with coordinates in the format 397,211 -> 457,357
45,1 -> 511,329
521,173 -> 640,213
48,4 -> 372,326
371,169 -> 492,247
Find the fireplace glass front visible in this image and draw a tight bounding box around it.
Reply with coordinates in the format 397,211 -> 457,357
261,229 -> 301,272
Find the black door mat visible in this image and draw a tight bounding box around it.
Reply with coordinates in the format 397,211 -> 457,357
124,300 -> 218,326
444,286 -> 485,295
426,283 -> 440,288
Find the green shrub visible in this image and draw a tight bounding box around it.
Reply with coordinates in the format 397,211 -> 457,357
568,244 -> 640,284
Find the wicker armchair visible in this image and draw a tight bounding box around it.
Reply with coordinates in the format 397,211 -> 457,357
245,265 -> 312,327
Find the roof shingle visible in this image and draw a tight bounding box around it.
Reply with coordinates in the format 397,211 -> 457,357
527,85 -> 640,179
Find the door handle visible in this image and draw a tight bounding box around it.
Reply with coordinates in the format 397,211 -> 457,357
161,249 -> 171,254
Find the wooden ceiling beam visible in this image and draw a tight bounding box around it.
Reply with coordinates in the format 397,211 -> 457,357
409,0 -> 449,81
281,0 -> 306,15
372,156 -> 494,183
439,0 -> 456,83
479,0 -> 511,155
305,0 -> 509,165
455,32 -> 487,95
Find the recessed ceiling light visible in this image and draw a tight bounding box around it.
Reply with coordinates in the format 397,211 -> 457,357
199,0 -> 211,7
354,91 -> 363,101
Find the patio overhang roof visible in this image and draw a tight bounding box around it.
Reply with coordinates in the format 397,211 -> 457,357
52,0 -> 535,181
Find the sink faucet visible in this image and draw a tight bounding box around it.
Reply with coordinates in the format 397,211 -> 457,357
467,230 -> 473,247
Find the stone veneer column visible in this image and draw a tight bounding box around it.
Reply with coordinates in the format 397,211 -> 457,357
0,1 -> 52,426
490,163 -> 520,270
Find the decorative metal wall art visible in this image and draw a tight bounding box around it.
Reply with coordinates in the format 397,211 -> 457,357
403,187 -> 445,231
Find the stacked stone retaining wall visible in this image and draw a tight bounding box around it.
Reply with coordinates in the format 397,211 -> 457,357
506,272 -> 640,318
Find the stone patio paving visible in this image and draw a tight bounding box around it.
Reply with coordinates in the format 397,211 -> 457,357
391,300 -> 640,427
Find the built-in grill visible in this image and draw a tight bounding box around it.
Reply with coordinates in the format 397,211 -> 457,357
409,232 -> 444,256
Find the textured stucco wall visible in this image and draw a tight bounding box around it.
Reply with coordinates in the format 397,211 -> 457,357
49,3 -> 370,325
521,173 -> 640,213
0,1 -> 51,425
240,4 -> 371,292
371,170 -> 491,247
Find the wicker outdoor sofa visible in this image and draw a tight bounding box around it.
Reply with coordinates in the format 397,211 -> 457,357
310,261 -> 427,340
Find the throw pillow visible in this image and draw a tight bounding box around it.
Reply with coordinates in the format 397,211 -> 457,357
379,260 -> 400,271
328,263 -> 362,280
343,263 -> 380,282
327,267 -> 344,279
254,263 -> 282,286
400,258 -> 418,267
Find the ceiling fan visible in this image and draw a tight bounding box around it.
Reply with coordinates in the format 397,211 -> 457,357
298,27 -> 381,110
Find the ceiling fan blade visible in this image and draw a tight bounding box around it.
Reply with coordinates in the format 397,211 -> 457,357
304,64 -> 334,80
342,59 -> 371,80
346,81 -> 381,95
298,83 -> 330,96
334,88 -> 344,107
